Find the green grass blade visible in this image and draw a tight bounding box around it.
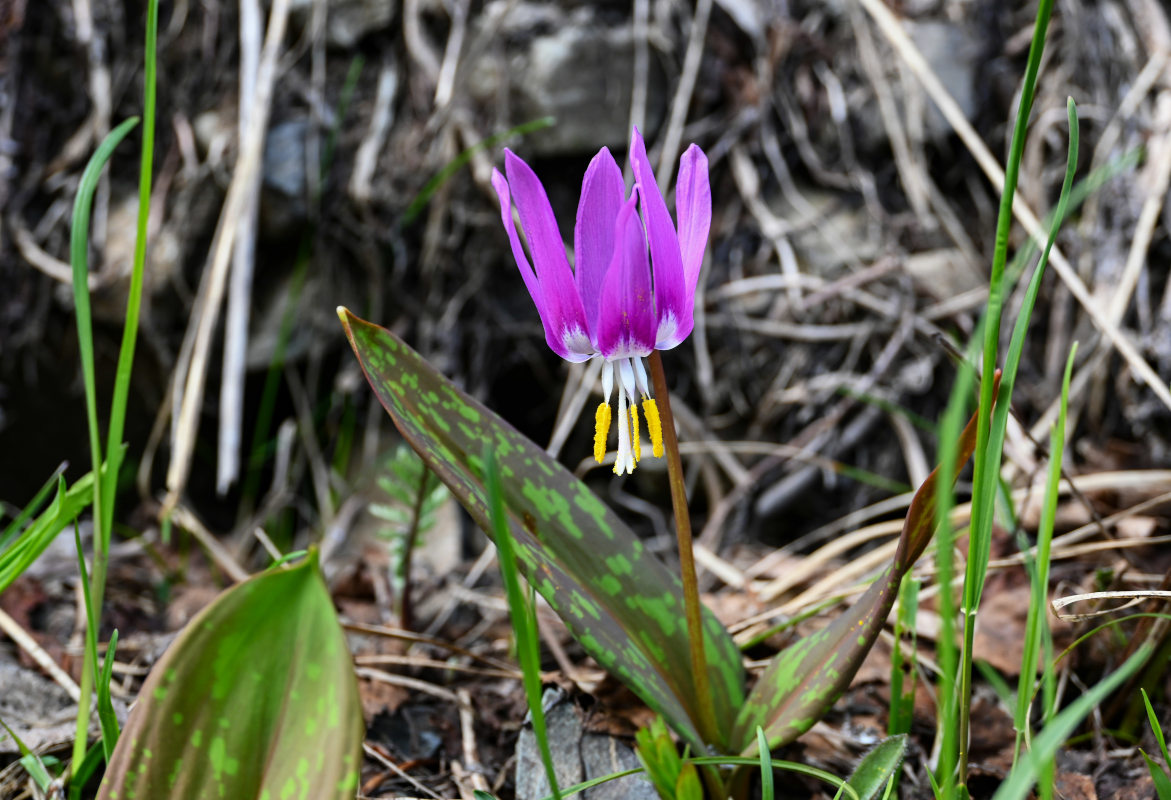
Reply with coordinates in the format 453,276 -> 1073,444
75,1 -> 158,771
72,522 -> 119,762
67,742 -> 105,800
0,473 -> 94,595
931,355 -> 976,795
0,717 -> 54,789
1143,751 -> 1171,800
69,114 -> 140,540
758,727 -> 774,800
993,645 -> 1153,800
1144,689 -> 1171,766
101,0 -> 157,518
97,629 -> 121,760
957,2 -> 1059,780
485,447 -> 562,800
1015,342 -> 1077,759
0,464 -> 67,551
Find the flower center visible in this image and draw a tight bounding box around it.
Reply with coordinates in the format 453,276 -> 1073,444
593,357 -> 664,474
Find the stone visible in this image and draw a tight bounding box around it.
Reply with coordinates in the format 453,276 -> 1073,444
515,688 -> 657,800
289,0 -> 397,48
905,20 -> 980,143
468,2 -> 667,157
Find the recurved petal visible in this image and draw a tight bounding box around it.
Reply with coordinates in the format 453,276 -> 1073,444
675,144 -> 711,294
574,147 -> 626,343
596,193 -> 656,360
502,150 -> 593,361
493,165 -> 590,361
628,129 -> 688,350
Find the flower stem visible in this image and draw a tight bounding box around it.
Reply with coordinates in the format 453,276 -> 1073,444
647,350 -> 719,748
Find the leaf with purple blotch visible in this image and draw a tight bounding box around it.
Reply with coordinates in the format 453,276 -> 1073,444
97,554 -> 363,799
732,379 -> 994,753
339,308 -> 745,752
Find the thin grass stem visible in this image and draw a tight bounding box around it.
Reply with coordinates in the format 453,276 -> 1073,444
958,1 -> 1055,787
70,0 -> 158,774
485,448 -> 563,800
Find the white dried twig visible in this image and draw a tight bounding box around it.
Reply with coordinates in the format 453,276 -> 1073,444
166,0 -> 292,512
216,0 -> 265,495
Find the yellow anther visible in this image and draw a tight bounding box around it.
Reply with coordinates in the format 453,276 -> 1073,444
594,402 -> 612,464
643,398 -> 664,458
630,404 -> 641,463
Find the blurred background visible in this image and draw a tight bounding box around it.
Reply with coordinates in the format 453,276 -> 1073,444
4,0 -> 1167,552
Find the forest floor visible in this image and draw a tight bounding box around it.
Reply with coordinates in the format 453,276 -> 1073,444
2,0 -> 1171,797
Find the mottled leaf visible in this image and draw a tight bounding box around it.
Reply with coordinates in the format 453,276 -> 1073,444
733,392 -> 990,753
97,555 -> 363,799
846,735 -> 907,800
339,308 -> 744,752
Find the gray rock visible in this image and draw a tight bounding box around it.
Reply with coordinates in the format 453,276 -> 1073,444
515,688 -> 657,800
260,117 -> 310,234
515,689 -> 584,800
581,733 -> 659,800
905,20 -> 980,143
468,3 -> 667,157
289,0 -> 398,48
789,185 -> 882,275
0,662 -> 129,755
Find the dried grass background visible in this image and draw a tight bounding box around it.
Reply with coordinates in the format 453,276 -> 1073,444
1,0 -> 1171,797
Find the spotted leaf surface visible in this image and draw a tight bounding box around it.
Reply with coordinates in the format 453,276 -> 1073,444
732,398 -> 987,753
339,308 -> 745,752
97,555 -> 363,800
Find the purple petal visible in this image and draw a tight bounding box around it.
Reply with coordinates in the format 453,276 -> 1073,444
501,150 -> 592,361
596,192 -> 656,359
574,147 -> 626,345
628,128 -> 688,350
675,144 -> 710,297
493,163 -> 590,361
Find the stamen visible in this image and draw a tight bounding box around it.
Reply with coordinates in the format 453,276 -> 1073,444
630,404 -> 641,462
643,398 -> 664,458
634,357 -> 650,397
594,402 -> 611,464
602,360 -> 614,402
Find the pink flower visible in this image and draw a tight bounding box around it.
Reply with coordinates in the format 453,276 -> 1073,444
492,128 -> 711,474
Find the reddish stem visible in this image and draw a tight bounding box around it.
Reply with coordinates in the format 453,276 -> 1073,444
647,350 -> 719,748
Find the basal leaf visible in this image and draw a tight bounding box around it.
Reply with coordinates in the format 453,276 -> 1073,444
97,555 -> 363,799
339,308 -> 745,752
733,394 -> 989,753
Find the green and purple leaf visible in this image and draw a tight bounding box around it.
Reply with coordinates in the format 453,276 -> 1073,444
339,308 -> 745,752
97,554 -> 363,799
733,382 -> 994,753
